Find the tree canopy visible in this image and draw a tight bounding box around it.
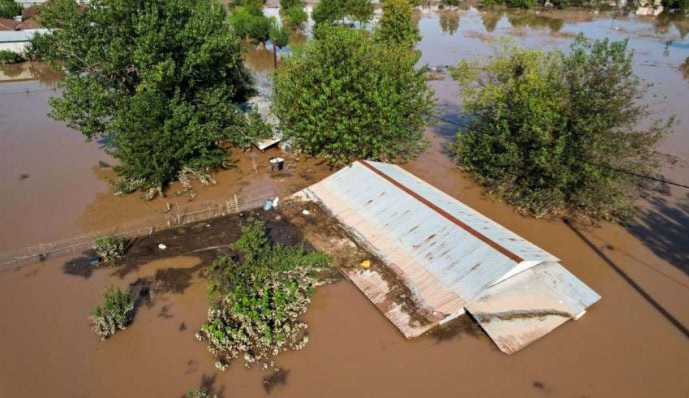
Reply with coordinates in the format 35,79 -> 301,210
373,0 -> 421,48
312,0 -> 374,27
451,35 -> 674,220
0,0 -> 21,19
273,25 -> 434,164
229,4 -> 274,43
37,0 -> 267,193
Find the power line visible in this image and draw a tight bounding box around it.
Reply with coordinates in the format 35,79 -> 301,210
425,112 -> 689,191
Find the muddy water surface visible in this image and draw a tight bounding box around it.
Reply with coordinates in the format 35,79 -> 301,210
1,5 -> 689,398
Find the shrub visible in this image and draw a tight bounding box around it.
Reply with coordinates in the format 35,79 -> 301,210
196,219 -> 330,370
90,285 -> 135,340
0,50 -> 23,65
93,233 -> 128,262
185,389 -> 217,398
450,35 -> 673,220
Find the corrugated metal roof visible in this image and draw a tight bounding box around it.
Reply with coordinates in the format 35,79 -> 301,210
294,160 -> 600,352
0,29 -> 49,43
465,261 -> 601,354
303,161 -> 559,304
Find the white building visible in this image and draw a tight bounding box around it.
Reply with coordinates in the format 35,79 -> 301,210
293,161 -> 601,354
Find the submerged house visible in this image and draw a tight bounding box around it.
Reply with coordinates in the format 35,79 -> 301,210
293,160 -> 600,354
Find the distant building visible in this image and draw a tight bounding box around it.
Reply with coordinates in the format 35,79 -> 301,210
0,29 -> 49,53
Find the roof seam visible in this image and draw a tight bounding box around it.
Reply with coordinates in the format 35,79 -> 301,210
357,160 -> 524,263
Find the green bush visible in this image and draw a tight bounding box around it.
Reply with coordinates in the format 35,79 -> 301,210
93,233 -> 128,262
90,285 -> 135,340
450,35 -> 673,220
197,219 -> 330,370
0,50 -> 23,65
185,389 -> 217,398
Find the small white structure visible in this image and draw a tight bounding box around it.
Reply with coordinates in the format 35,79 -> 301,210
0,29 -> 49,53
293,160 -> 600,354
244,95 -> 282,151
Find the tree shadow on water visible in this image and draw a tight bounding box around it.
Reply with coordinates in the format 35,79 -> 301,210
627,194 -> 689,277
62,249 -> 100,278
182,374 -> 224,398
263,368 -> 290,394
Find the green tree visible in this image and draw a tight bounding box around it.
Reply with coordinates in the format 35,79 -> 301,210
230,5 -> 274,42
273,25 -> 434,164
312,0 -> 347,25
36,0 -> 266,193
284,5 -> 308,30
269,24 -> 289,67
0,0 -> 21,19
312,0 -> 373,27
451,36 -> 674,220
347,0 -> 374,27
373,0 -> 421,49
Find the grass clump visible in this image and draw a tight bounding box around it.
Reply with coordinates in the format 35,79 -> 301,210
196,219 -> 330,371
93,233 -> 128,262
90,285 -> 135,340
185,389 -> 217,398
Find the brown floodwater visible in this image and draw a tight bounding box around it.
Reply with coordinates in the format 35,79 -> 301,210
1,5 -> 689,398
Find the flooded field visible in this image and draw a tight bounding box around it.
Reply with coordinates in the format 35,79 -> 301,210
1,4 -> 689,398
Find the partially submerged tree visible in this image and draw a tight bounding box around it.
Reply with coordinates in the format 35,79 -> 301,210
0,0 -> 21,19
284,4 -> 308,30
451,35 -> 674,220
312,0 -> 373,27
90,285 -> 135,340
273,25 -> 434,164
230,5 -> 274,42
269,24 -> 290,67
196,219 -> 330,371
374,0 -> 421,49
36,0 -> 269,195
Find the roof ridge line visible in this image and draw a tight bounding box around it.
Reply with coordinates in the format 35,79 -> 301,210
357,160 -> 524,263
